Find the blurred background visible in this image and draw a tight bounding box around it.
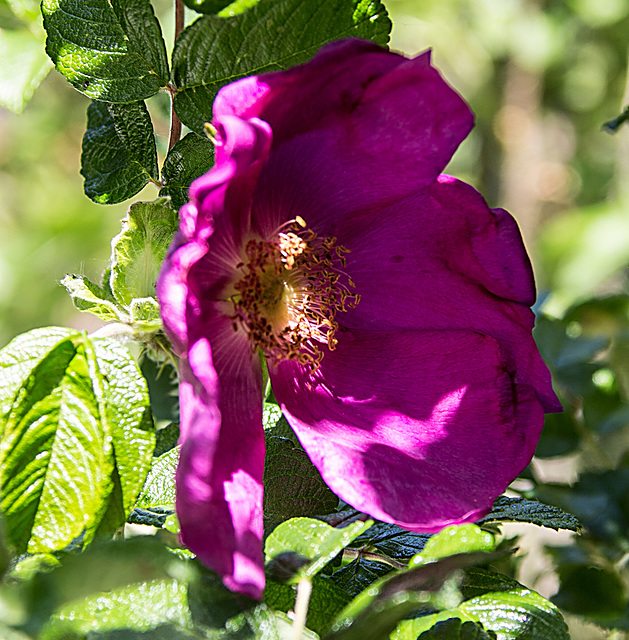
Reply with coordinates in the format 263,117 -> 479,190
1,0 -> 628,637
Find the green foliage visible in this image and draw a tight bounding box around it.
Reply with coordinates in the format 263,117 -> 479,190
171,0 -> 392,132
479,496 -> 582,532
81,100 -> 159,205
265,518 -> 372,583
182,0 -> 237,14
0,328 -> 154,555
63,200 -> 177,335
264,436 -> 339,530
41,0 -> 169,102
160,132 -> 215,210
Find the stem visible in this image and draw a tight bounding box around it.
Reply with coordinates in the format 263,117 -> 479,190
292,578 -> 313,640
168,0 -> 185,151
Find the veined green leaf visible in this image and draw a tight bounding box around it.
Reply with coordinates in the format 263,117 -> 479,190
159,132 -> 215,210
81,100 -> 159,205
0,329 -> 154,554
110,199 -> 178,307
172,0 -> 391,132
265,517 -> 371,583
41,0 -> 169,102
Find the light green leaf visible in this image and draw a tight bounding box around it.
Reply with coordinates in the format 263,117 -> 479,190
41,579 -> 193,640
136,446 -> 178,512
172,0 -> 392,131
110,199 -> 178,307
265,518 -> 371,583
393,588 -> 569,640
0,27 -> 52,113
41,0 -> 169,102
0,336 -> 113,553
91,338 -> 155,515
478,496 -> 582,532
160,132 -> 215,210
81,100 -> 159,205
411,525 -> 495,566
129,297 -> 162,332
0,327 -> 77,422
61,274 -> 125,323
0,330 -> 154,555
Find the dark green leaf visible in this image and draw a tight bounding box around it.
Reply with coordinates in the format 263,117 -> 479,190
552,564 -> 626,619
41,0 -> 169,101
329,551 -> 505,640
263,403 -> 300,446
330,558 -> 393,597
182,0 -> 236,15
109,200 -> 178,308
265,518 -> 372,583
172,0 -> 392,132
154,422 -> 180,457
81,101 -> 158,205
535,468 -> 629,542
478,496 -> 582,532
160,132 -> 215,209
142,358 -> 179,425
417,619 -> 496,640
264,436 -> 338,530
351,522 -> 431,560
603,105 -> 629,132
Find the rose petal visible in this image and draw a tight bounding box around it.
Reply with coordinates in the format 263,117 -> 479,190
329,177 -> 559,412
271,329 -> 544,530
157,117 -> 272,355
214,41 -> 473,237
177,322 -> 265,599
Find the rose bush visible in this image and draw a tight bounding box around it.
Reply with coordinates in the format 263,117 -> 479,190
157,39 -> 561,599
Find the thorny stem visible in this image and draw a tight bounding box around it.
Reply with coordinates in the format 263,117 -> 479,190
168,0 -> 185,151
292,578 -> 313,640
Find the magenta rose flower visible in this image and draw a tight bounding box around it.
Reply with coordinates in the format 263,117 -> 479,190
156,39 -> 561,599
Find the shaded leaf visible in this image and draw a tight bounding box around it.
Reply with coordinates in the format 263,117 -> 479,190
172,0 -> 391,131
351,522 -> 431,560
330,558 -> 393,597
160,132 -> 215,209
182,0 -> 240,14
81,101 -> 158,205
417,619 -> 496,640
42,0 -> 169,102
264,436 -> 338,530
478,496 -> 582,532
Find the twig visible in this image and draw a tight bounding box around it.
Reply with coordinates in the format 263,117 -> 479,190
168,0 -> 185,150
292,577 -> 313,640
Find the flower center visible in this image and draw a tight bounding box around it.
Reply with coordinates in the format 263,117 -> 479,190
231,217 -> 359,370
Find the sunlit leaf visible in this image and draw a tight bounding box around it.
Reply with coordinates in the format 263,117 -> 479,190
41,0 -> 169,101
172,0 -> 391,131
